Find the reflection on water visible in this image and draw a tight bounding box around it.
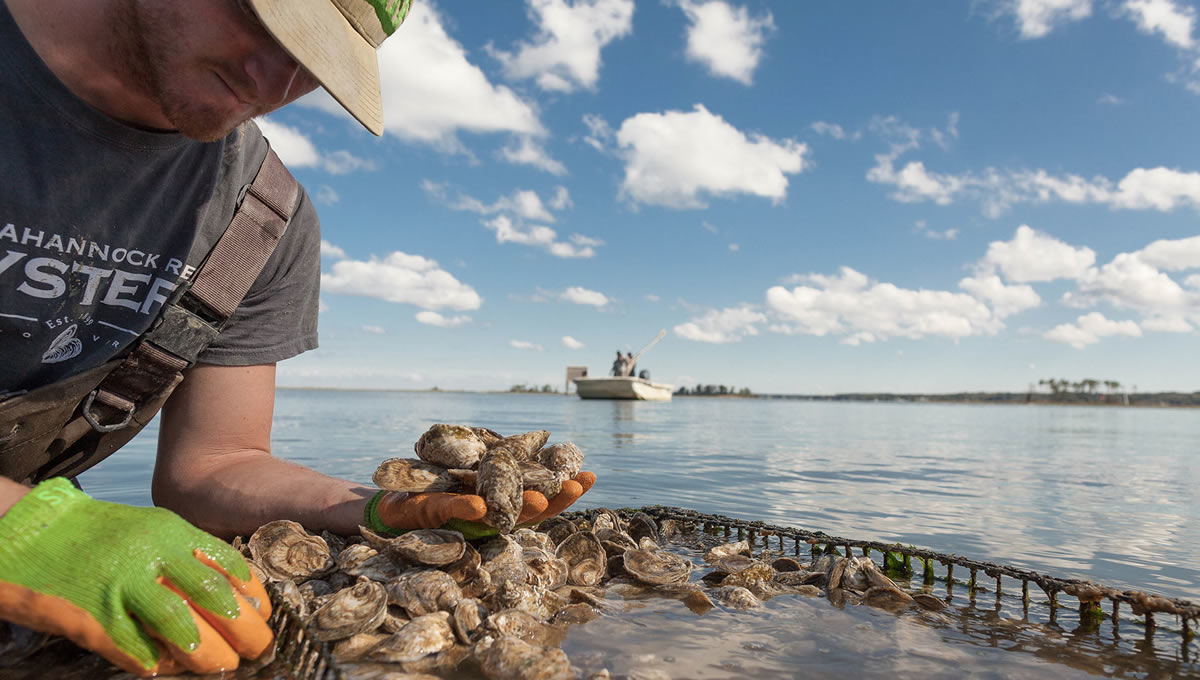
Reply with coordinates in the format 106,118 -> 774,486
77,391 -> 1200,678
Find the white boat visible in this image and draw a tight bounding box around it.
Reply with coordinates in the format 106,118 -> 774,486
573,376 -> 674,401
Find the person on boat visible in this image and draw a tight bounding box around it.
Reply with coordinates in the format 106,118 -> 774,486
612,350 -> 627,376
626,351 -> 637,378
0,1 -> 592,676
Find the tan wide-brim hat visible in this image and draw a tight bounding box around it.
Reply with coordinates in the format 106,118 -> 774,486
247,0 -> 414,136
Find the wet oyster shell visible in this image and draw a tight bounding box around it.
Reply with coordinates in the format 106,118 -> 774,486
912,593 -> 949,611
524,548 -> 569,591
386,569 -> 463,618
483,608 -> 564,648
275,579 -> 307,620
512,528 -> 556,553
537,442 -> 584,481
518,460 -> 563,499
415,424 -> 486,469
451,597 -> 488,644
626,512 -> 659,544
479,535 -> 528,587
589,509 -> 621,533
622,548 -> 692,586
247,519 -> 335,582
474,635 -> 572,680
472,427 -> 504,446
373,458 -> 459,492
555,532 -> 606,587
535,517 -> 578,546
493,430 -> 551,460
310,576 -> 389,641
477,449 -> 524,533
861,585 -> 916,609
361,528 -> 466,567
366,611 -> 455,664
717,585 -> 761,610
704,541 -> 751,563
330,631 -> 388,662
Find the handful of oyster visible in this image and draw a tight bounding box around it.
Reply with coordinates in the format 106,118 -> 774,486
373,424 -> 585,533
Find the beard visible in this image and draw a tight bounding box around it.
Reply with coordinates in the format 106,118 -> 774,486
112,1 -> 265,142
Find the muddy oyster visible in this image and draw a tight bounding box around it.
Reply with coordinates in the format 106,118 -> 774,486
555,532 -> 607,586
310,576 -> 389,641
247,519 -> 335,582
623,548 -> 693,586
366,611 -> 456,664
360,527 -> 466,567
477,449 -> 524,533
538,442 -> 583,481
474,635 -> 572,680
415,424 -> 487,469
373,458 -> 459,493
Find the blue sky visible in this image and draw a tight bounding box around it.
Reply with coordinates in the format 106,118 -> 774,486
262,0 -> 1200,394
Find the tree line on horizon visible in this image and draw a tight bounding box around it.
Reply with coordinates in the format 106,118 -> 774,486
674,384 -> 753,396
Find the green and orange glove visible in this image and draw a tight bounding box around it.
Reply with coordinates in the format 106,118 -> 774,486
365,471 -> 597,539
0,478 -> 273,677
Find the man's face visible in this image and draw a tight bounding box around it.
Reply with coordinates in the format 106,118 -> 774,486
121,0 -> 320,141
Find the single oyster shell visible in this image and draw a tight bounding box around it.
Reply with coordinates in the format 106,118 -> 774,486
346,553 -> 407,582
913,593 -> 949,611
360,528 -> 466,567
310,576 -> 389,641
774,570 -> 824,587
451,597 -> 488,644
512,528 -> 556,553
493,430 -> 551,460
555,532 -> 606,587
479,536 -> 528,587
336,543 -> 377,573
589,509 -> 621,533
535,517 -> 578,546
298,578 -> 333,603
717,585 -> 761,610
330,631 -> 388,662
446,468 -> 478,487
415,424 -> 486,469
386,569 -> 463,618
474,635 -> 572,680
483,608 -> 564,648
372,458 -> 459,492
247,520 -> 335,582
861,585 -> 916,609
537,442 -> 583,481
518,460 -> 562,498
472,427 -> 504,446
366,611 -> 455,664
626,512 -> 659,544
772,557 -> 805,572
477,449 -> 523,533
622,548 -> 692,586
524,548 -> 569,591
489,580 -> 563,620
595,528 -> 637,559
704,541 -> 752,563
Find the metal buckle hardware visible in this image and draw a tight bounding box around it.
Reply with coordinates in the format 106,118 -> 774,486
82,390 -> 134,433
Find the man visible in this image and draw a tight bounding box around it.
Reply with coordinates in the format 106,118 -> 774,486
0,0 -> 592,675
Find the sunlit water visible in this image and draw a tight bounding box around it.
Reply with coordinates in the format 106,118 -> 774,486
76,391 -> 1200,679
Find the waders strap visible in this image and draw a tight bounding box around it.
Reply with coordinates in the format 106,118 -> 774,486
82,147 -> 299,434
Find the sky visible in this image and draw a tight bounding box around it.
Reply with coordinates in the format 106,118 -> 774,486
262,0 -> 1200,395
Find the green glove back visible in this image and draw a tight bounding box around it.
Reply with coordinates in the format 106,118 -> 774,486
0,478 -> 271,676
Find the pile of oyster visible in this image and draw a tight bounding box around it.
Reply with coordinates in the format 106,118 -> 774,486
374,424 -> 585,533
225,425 -> 950,679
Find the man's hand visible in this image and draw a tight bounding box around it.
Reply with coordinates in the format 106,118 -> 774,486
368,471 -> 596,538
0,478 -> 273,677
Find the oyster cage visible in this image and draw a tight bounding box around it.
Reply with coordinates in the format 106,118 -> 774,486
263,581 -> 345,680
626,505 -> 1198,651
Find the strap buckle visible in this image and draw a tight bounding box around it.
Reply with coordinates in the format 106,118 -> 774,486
82,390 -> 134,433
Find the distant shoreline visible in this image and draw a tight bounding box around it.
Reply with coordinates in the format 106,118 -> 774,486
277,386 -> 1200,407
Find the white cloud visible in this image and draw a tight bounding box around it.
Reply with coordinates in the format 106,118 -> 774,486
977,225 -> 1096,282
674,305 -> 767,343
300,1 -> 542,149
321,240 -> 347,260
549,187 -> 573,211
1067,251 -> 1190,311
811,121 -> 854,140
510,339 -> 545,351
923,227 -> 959,240
616,104 -> 809,208
322,251 -> 482,310
489,0 -> 635,92
562,335 -> 585,349
958,274 -> 1042,318
361,325 -> 385,335
765,267 -> 1003,343
728,243 -> 740,252
1007,0 -> 1092,39
1137,235 -> 1200,270
1044,312 -> 1142,348
318,299 -> 329,313
1123,0 -> 1196,49
483,215 -> 597,258
415,311 -> 472,327
1098,93 -> 1125,105
500,136 -> 568,175
645,294 -> 661,302
561,286 -> 609,306
256,117 -> 372,174
1142,315 -> 1193,332
581,114 -> 614,151
675,0 -> 775,85
314,185 -> 340,205
1108,167 -> 1200,211
427,185 -> 562,223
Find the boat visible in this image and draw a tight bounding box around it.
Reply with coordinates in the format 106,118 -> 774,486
568,330 -> 673,400
573,375 -> 674,401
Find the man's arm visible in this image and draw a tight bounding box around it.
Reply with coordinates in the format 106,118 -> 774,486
153,363 -> 374,539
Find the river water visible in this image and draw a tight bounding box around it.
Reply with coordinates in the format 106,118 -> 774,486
78,390 -> 1200,679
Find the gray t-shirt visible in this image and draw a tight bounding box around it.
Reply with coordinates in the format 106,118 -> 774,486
0,3 -> 320,397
